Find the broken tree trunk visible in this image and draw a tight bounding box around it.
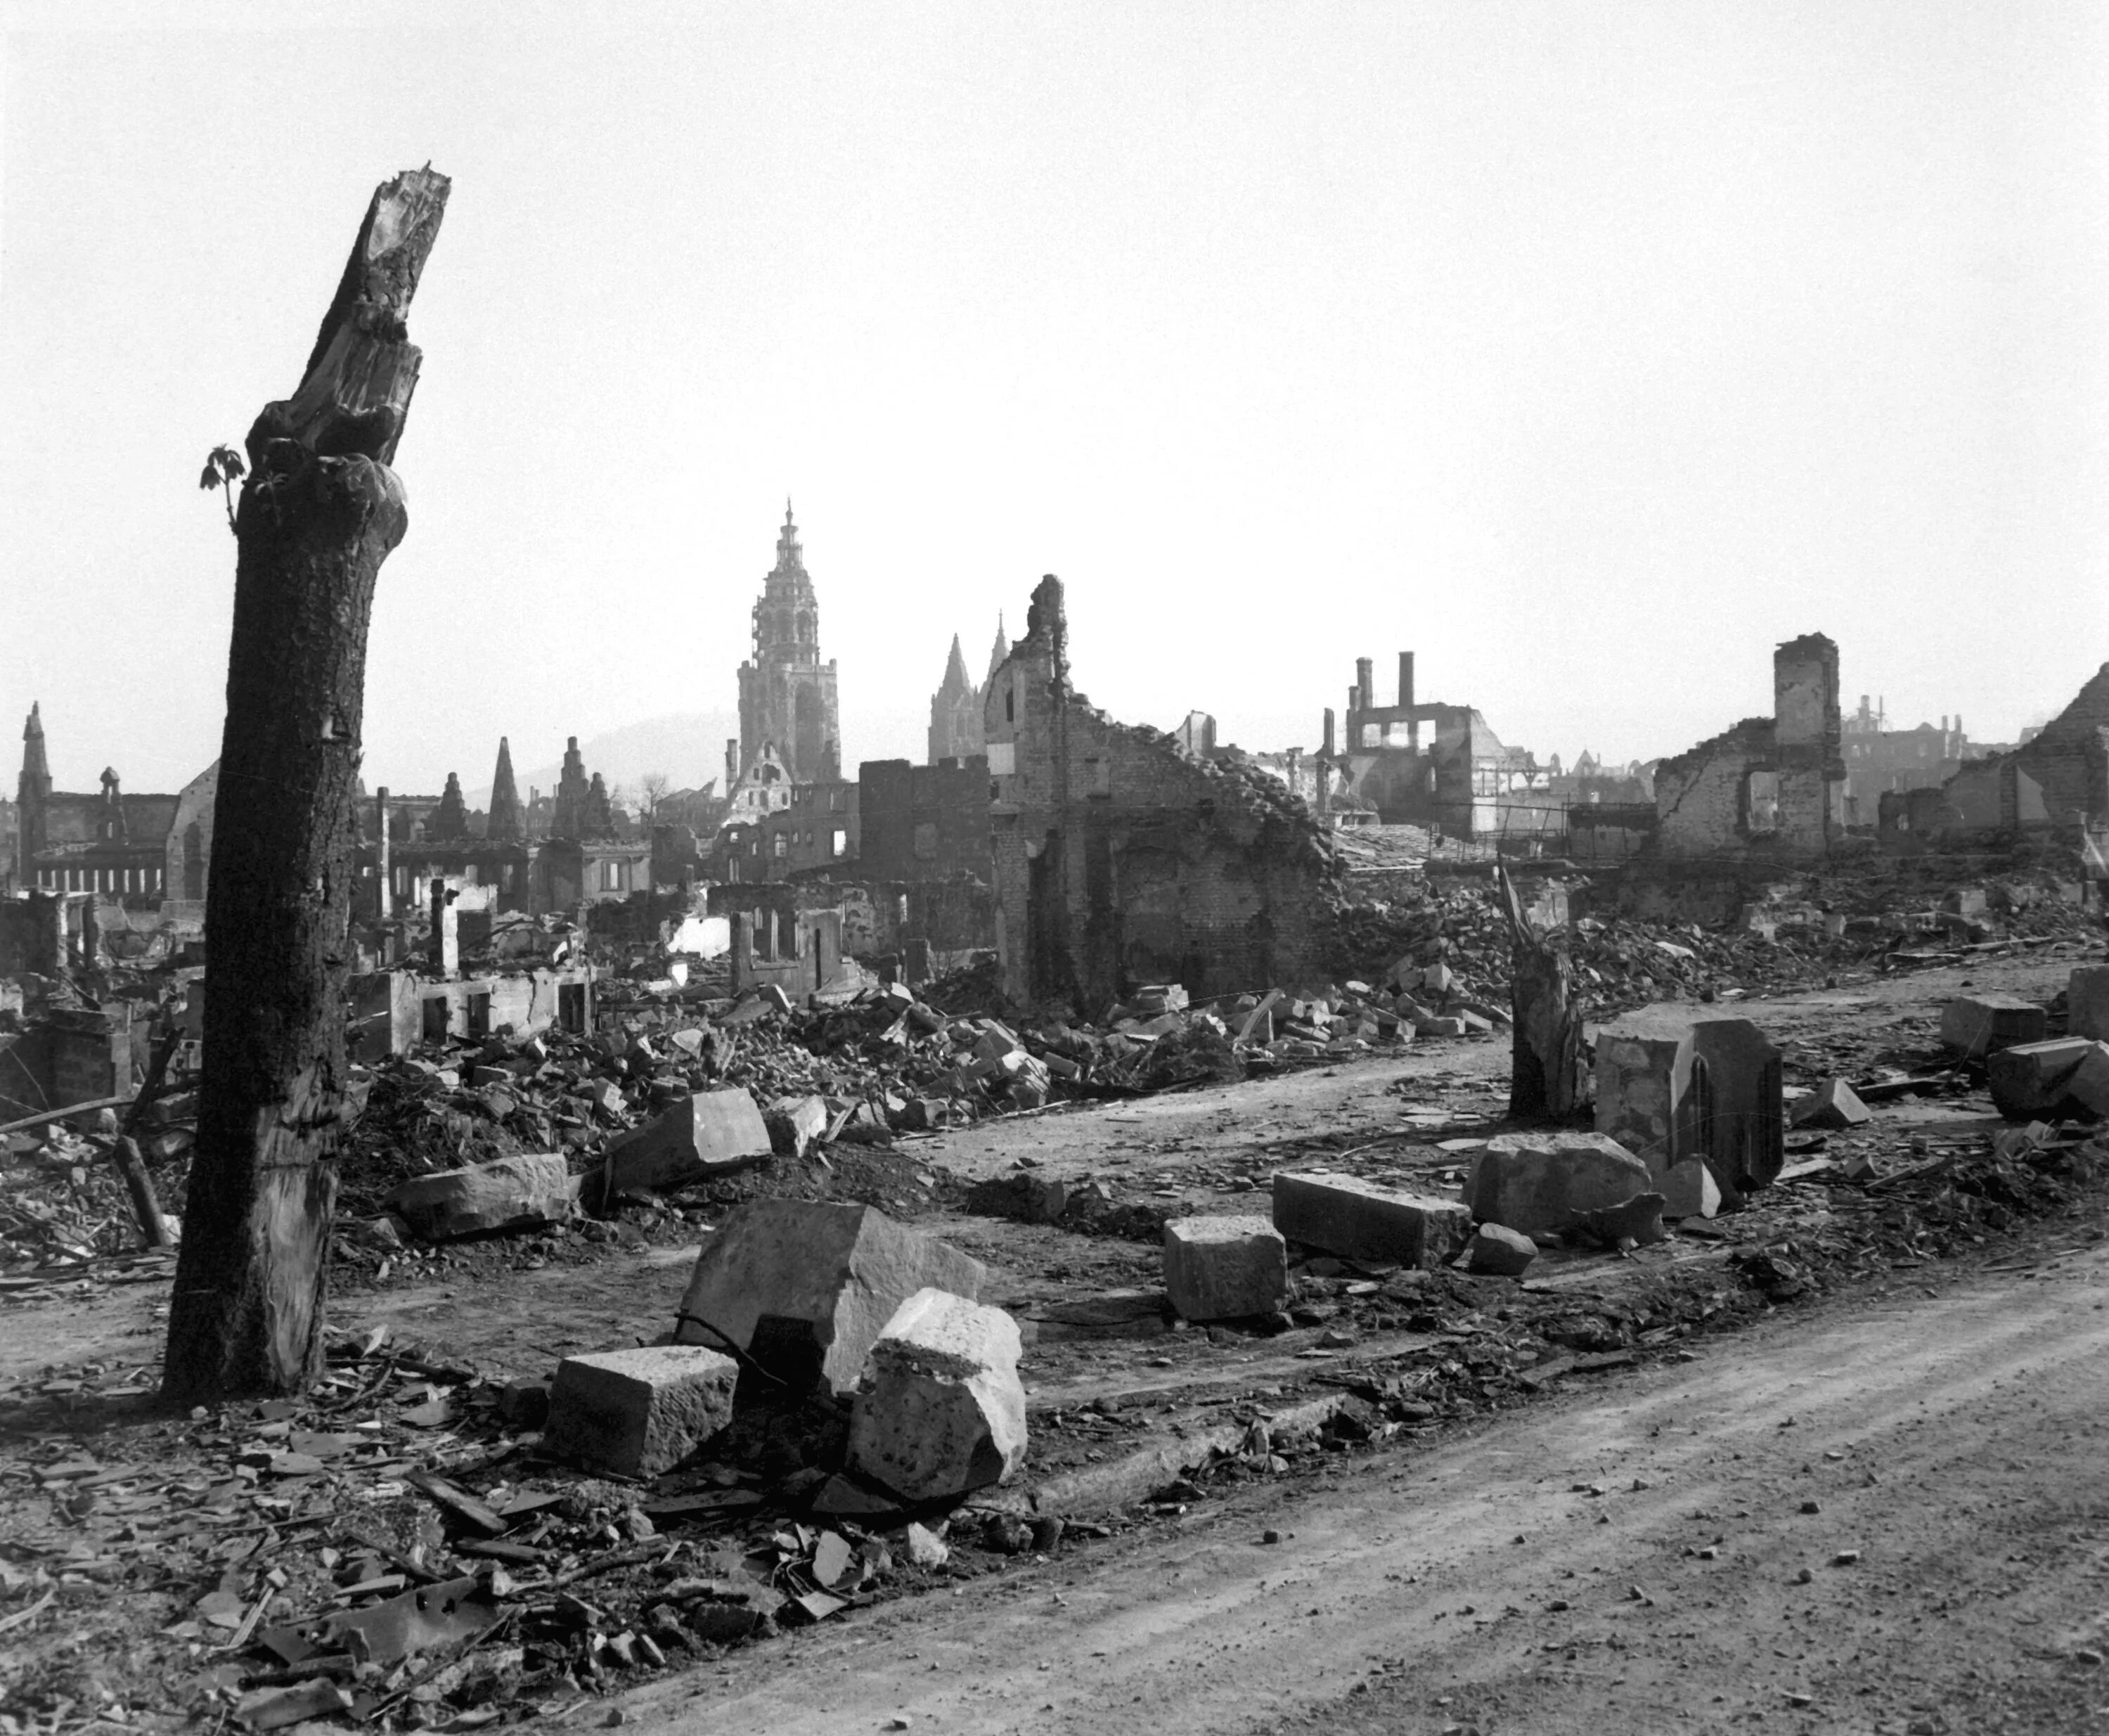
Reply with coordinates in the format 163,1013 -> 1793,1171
164,168 -> 449,1403
1499,865 -> 1586,1121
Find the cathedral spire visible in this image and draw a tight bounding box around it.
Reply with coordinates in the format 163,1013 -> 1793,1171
986,612 -> 1011,683
938,634 -> 972,697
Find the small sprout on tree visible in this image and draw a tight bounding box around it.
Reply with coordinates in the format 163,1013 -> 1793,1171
199,444 -> 246,535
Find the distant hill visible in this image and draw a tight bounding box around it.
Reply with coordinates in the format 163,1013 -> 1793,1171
466,712 -> 740,807
463,705 -> 932,808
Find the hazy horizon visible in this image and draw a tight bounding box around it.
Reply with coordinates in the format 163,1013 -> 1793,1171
6,2 -> 2104,799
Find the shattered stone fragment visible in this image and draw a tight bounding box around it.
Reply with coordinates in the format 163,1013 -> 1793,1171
767,1093 -> 830,1158
1658,1159 -> 1721,1221
1987,1038 -> 2094,1121
1162,1215 -> 1289,1320
382,1153 -> 572,1242
846,1288 -> 1028,1502
2060,1041 -> 2109,1119
675,1199 -> 986,1393
1568,1192 -> 1668,1249
599,1088 -> 773,1197
1789,1077 -> 1872,1131
1465,1133 -> 1654,1238
542,1345 -> 738,1479
1270,1171 -> 1472,1268
1464,1223 -> 1536,1278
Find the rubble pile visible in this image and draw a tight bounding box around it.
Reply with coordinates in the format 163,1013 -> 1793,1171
1334,861 -> 2103,1021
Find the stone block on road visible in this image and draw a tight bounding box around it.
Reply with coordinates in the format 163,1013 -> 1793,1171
543,1345 -> 737,1479
1162,1216 -> 1289,1320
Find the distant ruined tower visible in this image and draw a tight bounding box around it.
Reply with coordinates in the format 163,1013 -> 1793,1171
736,501 -> 841,782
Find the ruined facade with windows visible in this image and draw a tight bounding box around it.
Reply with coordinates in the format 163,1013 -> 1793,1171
985,576 -> 1340,1010
1651,634 -> 1847,858
716,778 -> 858,883
1329,654 -> 1533,837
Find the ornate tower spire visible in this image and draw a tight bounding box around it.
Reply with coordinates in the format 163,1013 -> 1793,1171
737,501 -> 841,783
986,613 -> 1010,683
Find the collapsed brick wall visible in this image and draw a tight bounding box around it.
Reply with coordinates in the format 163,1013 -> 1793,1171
986,576 -> 1341,1010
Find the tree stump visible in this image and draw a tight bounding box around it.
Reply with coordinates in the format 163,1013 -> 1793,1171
1500,866 -> 1586,1121
164,168 -> 449,1403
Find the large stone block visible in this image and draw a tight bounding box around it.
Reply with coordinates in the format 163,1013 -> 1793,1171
1270,1171 -> 1472,1268
383,1153 -> 571,1242
1940,994 -> 2048,1060
542,1345 -> 737,1479
2070,967 -> 2109,1043
1464,1133 -> 1652,1237
1162,1216 -> 1288,1320
846,1288 -> 1027,1502
674,1200 -> 986,1394
602,1088 -> 772,1195
1987,1038 -> 2094,1121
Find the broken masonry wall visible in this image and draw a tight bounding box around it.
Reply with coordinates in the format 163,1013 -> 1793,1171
1653,719 -> 1776,857
986,576 -> 1339,1010
857,757 -> 993,882
349,965 -> 594,1060
728,907 -> 850,998
1772,634 -> 1846,852
779,875 -> 996,958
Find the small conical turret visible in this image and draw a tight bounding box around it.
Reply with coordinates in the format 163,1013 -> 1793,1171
486,737 -> 524,840
429,772 -> 470,840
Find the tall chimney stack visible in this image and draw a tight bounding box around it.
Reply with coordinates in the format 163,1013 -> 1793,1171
1355,657 -> 1374,714
1398,651 -> 1415,709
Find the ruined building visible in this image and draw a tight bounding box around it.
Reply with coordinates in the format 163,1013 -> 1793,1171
736,502 -> 841,784
364,734 -> 650,923
1840,696 -> 1977,819
927,619 -> 1008,765
1884,662 -> 2109,844
986,577 -> 1339,1009
1652,634 -> 1847,857
1329,654 -> 1523,837
13,703 -> 218,904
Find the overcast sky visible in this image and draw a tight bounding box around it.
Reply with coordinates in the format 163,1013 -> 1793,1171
4,1 -> 2105,799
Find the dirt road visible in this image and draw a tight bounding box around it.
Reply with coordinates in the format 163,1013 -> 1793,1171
619,1229 -> 2109,1736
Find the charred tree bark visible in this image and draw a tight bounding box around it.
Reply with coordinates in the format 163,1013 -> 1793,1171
164,169 -> 449,1403
1500,866 -> 1586,1121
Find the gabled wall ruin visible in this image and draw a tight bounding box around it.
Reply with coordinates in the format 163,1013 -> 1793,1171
983,576 -> 1339,1010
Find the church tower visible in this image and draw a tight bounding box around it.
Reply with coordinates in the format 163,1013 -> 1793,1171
927,636 -> 982,764
736,502 -> 841,783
